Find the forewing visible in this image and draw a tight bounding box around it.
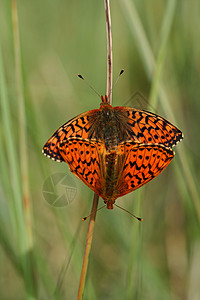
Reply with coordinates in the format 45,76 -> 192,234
114,106 -> 183,148
42,109 -> 99,162
116,143 -> 174,198
59,138 -> 104,196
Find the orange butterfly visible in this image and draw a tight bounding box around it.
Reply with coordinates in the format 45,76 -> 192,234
43,95 -> 183,209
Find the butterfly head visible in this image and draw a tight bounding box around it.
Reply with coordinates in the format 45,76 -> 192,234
100,95 -> 112,108
101,95 -> 108,103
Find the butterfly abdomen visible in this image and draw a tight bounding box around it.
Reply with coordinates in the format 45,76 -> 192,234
103,151 -> 118,195
101,148 -> 125,209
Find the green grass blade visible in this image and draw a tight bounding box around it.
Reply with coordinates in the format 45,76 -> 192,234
119,0 -> 154,78
0,30 -> 36,300
11,0 -> 33,250
149,0 -> 177,108
125,190 -> 143,300
0,46 -> 24,252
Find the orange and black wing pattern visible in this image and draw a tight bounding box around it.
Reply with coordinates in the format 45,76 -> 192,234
59,138 -> 104,196
116,143 -> 174,198
42,109 -> 99,162
114,106 -> 183,148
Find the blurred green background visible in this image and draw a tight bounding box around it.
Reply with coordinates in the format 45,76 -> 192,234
0,0 -> 199,299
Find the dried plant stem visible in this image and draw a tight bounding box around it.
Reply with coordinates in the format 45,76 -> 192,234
105,0 -> 113,103
77,194 -> 99,300
77,0 -> 113,299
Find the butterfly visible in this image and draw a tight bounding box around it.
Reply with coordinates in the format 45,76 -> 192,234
42,95 -> 183,209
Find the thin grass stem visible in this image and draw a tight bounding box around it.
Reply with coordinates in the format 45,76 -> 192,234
11,1 -> 35,298
11,0 -> 33,250
77,0 -> 113,299
105,0 -> 113,102
149,0 -> 177,108
125,189 -> 143,300
77,193 -> 99,300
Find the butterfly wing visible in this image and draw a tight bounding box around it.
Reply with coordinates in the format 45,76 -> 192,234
115,143 -> 174,198
114,106 -> 183,148
59,138 -> 104,196
42,109 -> 100,162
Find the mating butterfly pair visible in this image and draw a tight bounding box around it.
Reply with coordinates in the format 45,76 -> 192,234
42,95 -> 183,209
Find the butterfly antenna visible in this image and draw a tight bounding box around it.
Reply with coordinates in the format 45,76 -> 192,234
78,74 -> 101,98
82,204 -> 106,221
114,203 -> 143,222
107,69 -> 124,99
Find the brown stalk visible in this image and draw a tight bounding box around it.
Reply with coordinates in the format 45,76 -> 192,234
105,0 -> 113,103
77,0 -> 113,299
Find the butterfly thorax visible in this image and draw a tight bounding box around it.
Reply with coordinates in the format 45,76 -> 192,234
89,101 -> 129,150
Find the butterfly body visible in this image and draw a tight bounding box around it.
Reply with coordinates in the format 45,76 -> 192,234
43,96 -> 183,209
